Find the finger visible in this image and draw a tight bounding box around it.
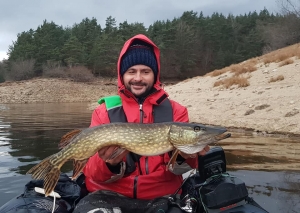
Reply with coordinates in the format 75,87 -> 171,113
204,145 -> 210,152
198,145 -> 210,156
107,147 -> 127,160
106,150 -> 129,166
198,149 -> 206,156
189,154 -> 197,158
99,146 -> 119,160
178,151 -> 189,159
178,151 -> 197,159
98,146 -> 109,158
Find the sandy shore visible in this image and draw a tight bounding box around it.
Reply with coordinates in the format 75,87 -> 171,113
165,59 -> 300,135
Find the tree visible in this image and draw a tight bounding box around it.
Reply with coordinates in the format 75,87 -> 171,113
61,35 -> 85,67
277,0 -> 300,16
0,60 -> 7,82
118,21 -> 147,42
7,29 -> 35,61
90,34 -> 122,76
72,18 -> 102,67
258,13 -> 300,52
33,20 -> 69,71
104,16 -> 117,34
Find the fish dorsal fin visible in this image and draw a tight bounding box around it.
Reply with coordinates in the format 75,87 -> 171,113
58,129 -> 82,149
72,159 -> 88,180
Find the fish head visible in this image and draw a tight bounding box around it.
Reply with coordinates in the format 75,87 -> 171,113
169,122 -> 227,154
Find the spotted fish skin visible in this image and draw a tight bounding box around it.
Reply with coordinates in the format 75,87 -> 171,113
27,122 -> 227,196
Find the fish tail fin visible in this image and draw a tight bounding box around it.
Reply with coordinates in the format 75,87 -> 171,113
59,129 -> 82,149
27,155 -> 61,197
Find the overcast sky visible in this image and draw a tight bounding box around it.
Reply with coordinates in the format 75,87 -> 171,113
0,0 -> 278,60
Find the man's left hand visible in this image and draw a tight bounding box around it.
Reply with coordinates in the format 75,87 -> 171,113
179,145 -> 210,159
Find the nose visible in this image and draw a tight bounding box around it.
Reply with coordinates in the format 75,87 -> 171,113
133,72 -> 142,81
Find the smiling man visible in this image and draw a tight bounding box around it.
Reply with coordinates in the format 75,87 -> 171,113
80,34 -> 209,213
122,64 -> 155,97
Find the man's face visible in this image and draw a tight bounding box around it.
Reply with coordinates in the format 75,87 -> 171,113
123,64 -> 155,98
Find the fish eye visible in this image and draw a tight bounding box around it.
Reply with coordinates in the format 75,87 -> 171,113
194,126 -> 203,131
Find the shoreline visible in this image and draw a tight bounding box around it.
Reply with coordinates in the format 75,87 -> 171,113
1,55 -> 300,136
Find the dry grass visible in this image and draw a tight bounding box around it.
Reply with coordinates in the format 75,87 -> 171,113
278,58 -> 294,67
269,75 -> 284,83
214,75 -> 250,88
207,43 -> 299,89
206,60 -> 257,78
206,68 -> 229,77
262,43 -> 300,65
229,62 -> 257,76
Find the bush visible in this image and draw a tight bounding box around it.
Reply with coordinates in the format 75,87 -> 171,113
65,66 -> 94,82
42,61 -> 67,78
0,61 -> 7,83
6,59 -> 36,81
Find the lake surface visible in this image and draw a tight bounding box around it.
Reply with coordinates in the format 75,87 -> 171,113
0,103 -> 299,213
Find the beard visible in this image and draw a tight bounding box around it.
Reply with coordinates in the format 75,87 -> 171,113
125,81 -> 154,98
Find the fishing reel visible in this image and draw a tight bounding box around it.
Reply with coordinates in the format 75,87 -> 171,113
173,146 -> 250,213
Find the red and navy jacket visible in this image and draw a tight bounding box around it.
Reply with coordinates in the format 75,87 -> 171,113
83,34 -> 197,200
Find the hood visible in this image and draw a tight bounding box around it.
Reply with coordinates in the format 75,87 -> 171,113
117,34 -> 161,92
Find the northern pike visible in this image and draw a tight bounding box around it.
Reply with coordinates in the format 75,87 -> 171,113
27,122 -> 229,196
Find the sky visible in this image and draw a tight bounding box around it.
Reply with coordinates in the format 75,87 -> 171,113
0,0 -> 278,61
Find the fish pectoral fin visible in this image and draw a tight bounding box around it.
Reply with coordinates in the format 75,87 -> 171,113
72,159 -> 88,180
58,129 -> 82,149
167,149 -> 179,171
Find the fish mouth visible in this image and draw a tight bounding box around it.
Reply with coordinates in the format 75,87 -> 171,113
175,125 -> 228,154
194,123 -> 227,135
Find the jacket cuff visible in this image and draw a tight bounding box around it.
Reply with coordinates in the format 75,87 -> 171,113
176,154 -> 186,165
104,162 -> 126,183
106,162 -> 122,174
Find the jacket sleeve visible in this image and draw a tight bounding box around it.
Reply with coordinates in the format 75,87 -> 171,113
89,104 -> 110,127
83,104 -> 122,183
171,100 -> 189,123
170,100 -> 198,173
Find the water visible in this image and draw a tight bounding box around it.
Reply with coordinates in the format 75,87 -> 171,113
0,103 -> 299,213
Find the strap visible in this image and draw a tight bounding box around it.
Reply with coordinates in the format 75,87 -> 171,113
108,107 -> 127,123
153,97 -> 173,122
98,95 -> 127,122
97,95 -> 173,174
98,95 -> 122,110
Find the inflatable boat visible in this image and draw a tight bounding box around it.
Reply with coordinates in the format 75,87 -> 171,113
0,146 -> 269,213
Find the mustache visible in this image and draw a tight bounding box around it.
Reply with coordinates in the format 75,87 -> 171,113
129,82 -> 147,86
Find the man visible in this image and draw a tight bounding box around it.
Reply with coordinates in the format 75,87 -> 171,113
81,34 -> 209,212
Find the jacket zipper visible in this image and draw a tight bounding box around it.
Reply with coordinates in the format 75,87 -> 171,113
139,103 -> 143,123
138,103 -> 149,174
145,157 -> 149,174
133,96 -> 155,197
133,103 -> 143,198
133,176 -> 138,199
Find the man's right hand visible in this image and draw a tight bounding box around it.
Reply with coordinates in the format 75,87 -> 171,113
98,145 -> 129,166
